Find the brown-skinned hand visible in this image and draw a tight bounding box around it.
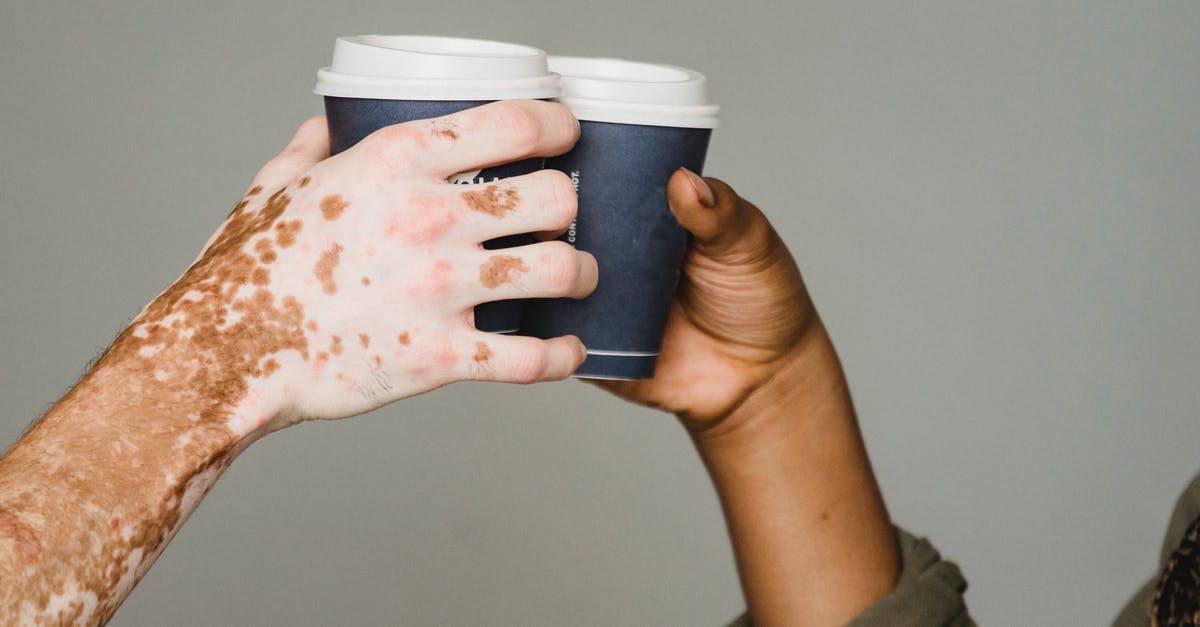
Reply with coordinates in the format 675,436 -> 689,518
596,168 -> 819,431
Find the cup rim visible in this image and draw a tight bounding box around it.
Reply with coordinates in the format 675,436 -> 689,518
315,35 -> 559,100
548,56 -> 719,128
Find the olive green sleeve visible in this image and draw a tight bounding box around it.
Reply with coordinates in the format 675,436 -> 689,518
723,526 -> 975,627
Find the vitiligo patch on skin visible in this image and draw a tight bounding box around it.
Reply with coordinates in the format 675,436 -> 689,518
254,238 -> 277,264
274,220 -> 303,248
391,209 -> 457,246
461,184 -> 520,218
430,120 -> 459,141
319,194 -> 349,221
251,268 -> 270,287
479,255 -> 529,289
0,185 -> 315,624
314,244 -> 343,295
473,342 -> 493,363
0,509 -> 41,563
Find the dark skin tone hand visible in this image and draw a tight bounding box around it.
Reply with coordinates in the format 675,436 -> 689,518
599,170 -> 815,430
599,169 -> 901,627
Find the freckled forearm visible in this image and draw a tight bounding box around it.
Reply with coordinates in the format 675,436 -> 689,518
0,182 -> 326,624
0,352 -> 267,625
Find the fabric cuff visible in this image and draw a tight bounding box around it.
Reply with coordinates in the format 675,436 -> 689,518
723,526 -> 974,627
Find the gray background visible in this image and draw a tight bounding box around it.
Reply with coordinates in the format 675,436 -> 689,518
2,1 -> 1198,625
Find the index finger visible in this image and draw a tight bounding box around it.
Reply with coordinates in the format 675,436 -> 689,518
363,100 -> 580,180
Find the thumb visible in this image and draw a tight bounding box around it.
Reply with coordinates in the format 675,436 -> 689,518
666,168 -> 773,261
248,115 -> 331,195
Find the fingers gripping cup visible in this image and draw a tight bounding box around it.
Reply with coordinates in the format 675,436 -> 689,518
521,57 -> 719,380
314,35 -> 561,333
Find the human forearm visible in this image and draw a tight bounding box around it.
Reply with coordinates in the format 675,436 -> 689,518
0,338 -> 275,624
693,321 -> 899,627
593,174 -> 900,625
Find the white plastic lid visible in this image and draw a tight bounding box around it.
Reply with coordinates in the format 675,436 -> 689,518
315,35 -> 560,101
549,56 -> 719,129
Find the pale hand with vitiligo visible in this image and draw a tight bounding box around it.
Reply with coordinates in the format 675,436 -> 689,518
0,100 -> 594,625
206,101 -> 595,431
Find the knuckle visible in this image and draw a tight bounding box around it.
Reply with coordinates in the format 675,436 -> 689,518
360,124 -> 421,165
253,159 -> 288,184
542,241 -> 583,290
493,102 -> 542,152
369,123 -> 409,146
509,345 -> 550,383
295,115 -> 326,137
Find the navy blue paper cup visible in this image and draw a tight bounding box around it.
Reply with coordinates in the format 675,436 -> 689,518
314,35 -> 560,333
519,57 -> 720,380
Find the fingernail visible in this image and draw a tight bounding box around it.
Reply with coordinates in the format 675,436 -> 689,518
681,167 -> 716,207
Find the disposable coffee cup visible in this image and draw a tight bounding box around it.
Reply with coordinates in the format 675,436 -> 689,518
520,57 -> 719,380
314,35 -> 560,333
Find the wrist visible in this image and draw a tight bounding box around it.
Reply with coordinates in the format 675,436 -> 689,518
688,318 -> 850,456
89,304 -> 296,442
685,321 -> 900,624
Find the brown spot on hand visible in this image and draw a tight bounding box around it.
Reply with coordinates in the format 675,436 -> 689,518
0,509 -> 42,564
358,334 -> 370,348
479,254 -> 529,289
330,336 -> 344,356
262,359 -> 280,376
305,320 -> 319,332
473,342 -> 493,363
361,277 -> 371,286
373,354 -> 383,366
320,194 -> 349,221
397,332 -> 411,346
432,120 -> 460,141
247,185 -> 263,196
462,184 -> 520,218
254,238 -> 277,264
314,244 -> 343,294
274,220 -> 303,248
297,176 -> 311,188
228,199 -> 250,218
251,268 -> 270,286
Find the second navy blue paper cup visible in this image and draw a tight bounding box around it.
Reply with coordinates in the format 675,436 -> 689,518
313,35 -> 560,333
520,57 -> 719,380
